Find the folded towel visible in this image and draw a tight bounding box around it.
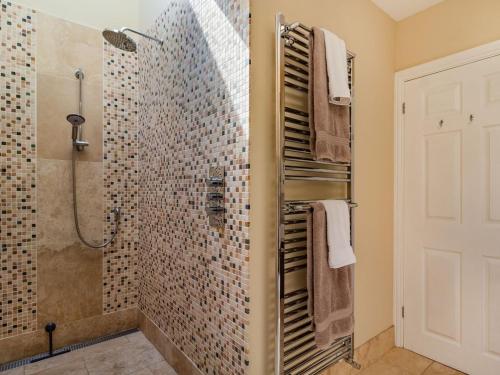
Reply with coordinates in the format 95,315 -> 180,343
307,202 -> 354,349
320,200 -> 356,269
321,29 -> 351,106
309,27 -> 351,163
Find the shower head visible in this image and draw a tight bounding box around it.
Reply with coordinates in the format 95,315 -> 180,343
102,27 -> 163,52
67,114 -> 85,142
66,114 -> 85,126
103,29 -> 137,52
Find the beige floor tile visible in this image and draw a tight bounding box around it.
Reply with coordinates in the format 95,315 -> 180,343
360,361 -> 413,375
1,367 -> 25,375
29,360 -> 88,375
147,361 -> 177,375
24,351 -> 83,375
13,333 -> 170,375
423,362 -> 467,375
381,348 -> 433,375
77,337 -> 130,357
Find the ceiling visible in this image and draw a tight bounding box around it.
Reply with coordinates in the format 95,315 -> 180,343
371,0 -> 445,21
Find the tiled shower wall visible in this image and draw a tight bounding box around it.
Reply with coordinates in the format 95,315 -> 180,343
103,42 -> 139,313
137,0 -> 251,374
0,1 -> 37,338
0,0 -> 138,357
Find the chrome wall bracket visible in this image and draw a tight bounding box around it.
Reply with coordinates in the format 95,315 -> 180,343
206,166 -> 224,227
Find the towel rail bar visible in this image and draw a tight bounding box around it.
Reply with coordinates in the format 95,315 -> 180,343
284,333 -> 315,353
285,176 -> 351,182
285,107 -> 309,117
285,166 -> 350,174
284,52 -> 308,67
285,71 -> 309,84
285,62 -> 308,76
284,44 -> 309,58
284,81 -> 308,93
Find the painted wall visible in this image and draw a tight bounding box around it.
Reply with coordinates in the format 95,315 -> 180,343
10,0 -> 140,30
396,0 -> 500,70
248,1 -> 396,373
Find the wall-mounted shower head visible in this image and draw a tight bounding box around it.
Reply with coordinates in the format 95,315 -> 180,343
102,27 -> 163,52
103,29 -> 137,52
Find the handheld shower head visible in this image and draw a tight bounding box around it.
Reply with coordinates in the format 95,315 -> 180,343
102,27 -> 163,52
67,114 -> 85,141
103,29 -> 137,52
66,114 -> 85,127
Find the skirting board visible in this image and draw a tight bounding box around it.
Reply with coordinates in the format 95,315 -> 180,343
138,311 -> 203,375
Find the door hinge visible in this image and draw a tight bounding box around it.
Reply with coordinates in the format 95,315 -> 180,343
402,102 -> 406,114
402,306 -> 405,318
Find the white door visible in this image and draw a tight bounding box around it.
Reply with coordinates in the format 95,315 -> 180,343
403,54 -> 500,375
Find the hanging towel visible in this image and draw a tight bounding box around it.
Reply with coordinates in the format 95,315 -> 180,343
320,200 -> 356,269
309,27 -> 351,163
321,29 -> 351,106
307,202 -> 354,349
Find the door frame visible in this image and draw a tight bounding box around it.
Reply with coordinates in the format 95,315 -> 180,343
393,39 -> 500,347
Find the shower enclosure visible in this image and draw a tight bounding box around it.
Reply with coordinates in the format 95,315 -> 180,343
1,0 -> 250,373
0,2 -> 140,364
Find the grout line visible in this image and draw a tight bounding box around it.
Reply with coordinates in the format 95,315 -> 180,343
421,361 -> 434,375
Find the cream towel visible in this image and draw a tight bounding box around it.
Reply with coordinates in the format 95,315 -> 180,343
320,200 -> 356,269
321,28 -> 351,106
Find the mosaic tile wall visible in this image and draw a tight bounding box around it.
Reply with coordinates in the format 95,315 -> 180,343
0,1 -> 37,339
137,0 -> 251,374
102,41 -> 139,313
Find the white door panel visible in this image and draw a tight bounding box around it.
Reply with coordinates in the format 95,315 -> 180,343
403,55 -> 500,375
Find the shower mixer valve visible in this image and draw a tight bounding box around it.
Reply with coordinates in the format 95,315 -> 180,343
206,166 -> 225,227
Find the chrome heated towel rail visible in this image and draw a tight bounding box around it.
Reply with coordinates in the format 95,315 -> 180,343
275,14 -> 361,375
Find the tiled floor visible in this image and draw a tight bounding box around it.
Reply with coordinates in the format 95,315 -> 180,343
358,347 -> 466,375
1,332 -> 177,375
1,334 -> 467,375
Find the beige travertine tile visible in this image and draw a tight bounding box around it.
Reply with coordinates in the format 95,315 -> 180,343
360,361 -> 412,375
0,309 -> 138,365
36,158 -> 104,327
138,312 -> 202,375
24,351 -> 83,375
50,308 -> 138,349
37,74 -> 103,162
324,326 -> 395,374
2,367 -> 25,375
323,359 -> 360,375
6,332 -> 175,375
354,326 -> 396,369
423,362 -> 467,375
148,361 -> 177,375
381,347 -> 433,375
37,13 -> 102,84
37,243 -> 103,329
37,158 -> 104,249
76,336 -> 130,357
27,359 -> 87,375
